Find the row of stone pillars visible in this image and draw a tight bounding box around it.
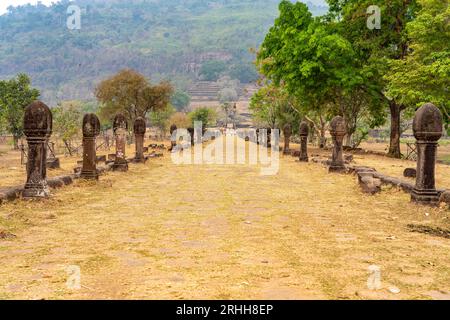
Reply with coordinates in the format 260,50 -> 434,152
22,101 -> 149,198
292,103 -> 444,206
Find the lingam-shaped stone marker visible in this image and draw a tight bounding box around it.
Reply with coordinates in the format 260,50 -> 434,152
411,103 -> 443,205
169,124 -> 177,151
299,121 -> 309,162
23,101 -> 53,198
112,113 -> 129,172
329,116 -> 346,173
80,113 -> 101,180
133,117 -> 147,163
283,124 -> 292,154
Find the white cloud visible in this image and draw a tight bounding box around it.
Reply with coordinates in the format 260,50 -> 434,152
0,0 -> 61,15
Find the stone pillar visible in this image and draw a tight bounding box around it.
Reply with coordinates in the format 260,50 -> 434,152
133,117 -> 146,163
299,121 -> 309,162
411,103 -> 443,205
80,113 -> 101,180
329,116 -> 346,173
169,124 -> 177,151
188,127 -> 195,146
283,124 -> 292,154
112,113 -> 129,172
23,101 -> 53,198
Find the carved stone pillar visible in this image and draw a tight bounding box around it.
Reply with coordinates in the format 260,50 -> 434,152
329,116 -> 346,173
23,101 -> 53,198
299,121 -> 309,162
80,113 -> 101,180
411,103 -> 443,205
133,117 -> 146,163
112,113 -> 129,172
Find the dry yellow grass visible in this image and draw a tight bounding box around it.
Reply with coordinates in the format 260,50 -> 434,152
0,140 -> 449,300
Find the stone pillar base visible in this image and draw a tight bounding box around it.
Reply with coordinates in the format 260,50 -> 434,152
411,189 -> 441,206
328,165 -> 346,173
80,170 -> 99,180
23,185 -> 50,198
112,161 -> 128,172
132,157 -> 147,164
299,156 -> 309,162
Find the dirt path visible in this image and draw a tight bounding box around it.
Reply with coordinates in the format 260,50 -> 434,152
0,147 -> 449,300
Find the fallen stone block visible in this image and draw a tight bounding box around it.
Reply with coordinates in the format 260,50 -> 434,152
357,171 -> 381,195
96,155 -> 107,163
344,154 -> 354,162
46,158 -> 60,169
0,187 -> 23,204
403,168 -> 417,178
440,191 -> 450,206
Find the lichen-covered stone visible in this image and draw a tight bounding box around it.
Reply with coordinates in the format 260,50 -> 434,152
133,117 -> 147,163
299,121 -> 309,162
112,113 -> 128,172
23,101 -> 53,198
328,116 -> 346,173
411,103 -> 443,206
81,113 -> 101,180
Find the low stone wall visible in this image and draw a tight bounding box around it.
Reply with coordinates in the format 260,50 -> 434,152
0,164 -> 114,205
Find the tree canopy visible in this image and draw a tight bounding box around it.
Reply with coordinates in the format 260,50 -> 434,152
0,73 -> 40,148
95,69 -> 173,126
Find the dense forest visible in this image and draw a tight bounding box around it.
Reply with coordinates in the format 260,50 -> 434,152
0,0 -> 328,105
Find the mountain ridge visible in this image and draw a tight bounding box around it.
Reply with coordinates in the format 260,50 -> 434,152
0,0 -> 329,105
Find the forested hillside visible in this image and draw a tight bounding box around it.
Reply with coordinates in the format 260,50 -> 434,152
0,0 -> 328,105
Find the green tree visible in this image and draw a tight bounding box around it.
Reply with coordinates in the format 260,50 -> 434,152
199,60 -> 227,81
327,0 -> 420,157
171,90 -> 191,111
385,0 -> 450,134
0,73 -> 40,149
257,1 -> 381,147
96,69 -> 173,126
52,101 -> 83,156
229,62 -> 259,83
149,104 -> 176,138
188,107 -> 217,129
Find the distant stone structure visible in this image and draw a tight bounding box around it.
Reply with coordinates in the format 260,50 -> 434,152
283,124 -> 292,154
299,121 -> 309,162
411,103 -> 443,205
112,113 -> 129,172
22,101 -> 53,198
80,113 -> 101,180
329,116 -> 346,173
133,117 -> 147,163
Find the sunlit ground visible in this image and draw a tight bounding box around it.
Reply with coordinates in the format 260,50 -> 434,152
0,139 -> 449,300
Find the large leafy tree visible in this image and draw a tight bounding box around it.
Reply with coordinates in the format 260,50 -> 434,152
96,69 -> 173,126
256,1 -> 383,147
327,0 -> 420,157
0,73 -> 40,149
250,82 -> 301,131
385,0 -> 450,134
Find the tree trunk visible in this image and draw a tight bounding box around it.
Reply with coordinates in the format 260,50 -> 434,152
319,117 -> 326,149
344,133 -> 353,148
388,101 -> 402,158
63,139 -> 73,156
13,135 -> 19,150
